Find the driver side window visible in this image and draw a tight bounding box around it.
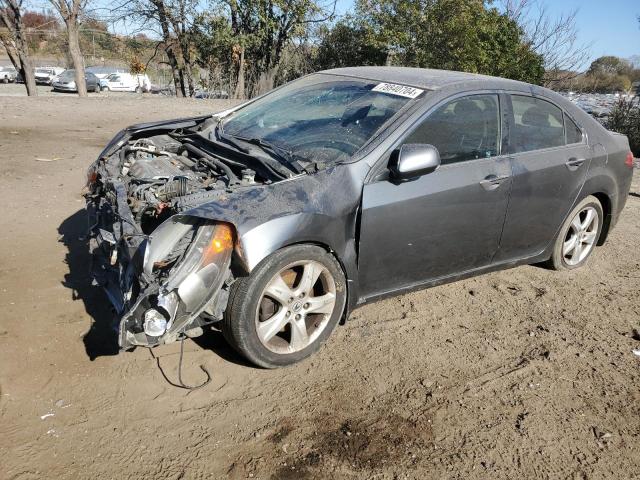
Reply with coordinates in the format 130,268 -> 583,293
404,94 -> 500,165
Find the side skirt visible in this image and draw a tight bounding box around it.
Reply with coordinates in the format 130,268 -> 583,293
357,249 -> 552,307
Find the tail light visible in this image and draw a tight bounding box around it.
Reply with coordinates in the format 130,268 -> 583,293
625,152 -> 635,168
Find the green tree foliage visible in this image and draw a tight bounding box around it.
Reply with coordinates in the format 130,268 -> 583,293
607,98 -> 640,157
588,56 -> 633,76
314,20 -> 387,69
572,56 -> 638,93
314,0 -> 544,84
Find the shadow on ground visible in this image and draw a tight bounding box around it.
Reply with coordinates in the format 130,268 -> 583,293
59,209 -> 119,360
58,208 -> 250,366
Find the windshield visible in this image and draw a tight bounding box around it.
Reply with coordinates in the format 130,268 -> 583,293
59,71 -> 74,80
221,74 -> 421,164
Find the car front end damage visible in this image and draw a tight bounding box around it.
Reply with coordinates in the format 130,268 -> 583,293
83,115 -> 266,350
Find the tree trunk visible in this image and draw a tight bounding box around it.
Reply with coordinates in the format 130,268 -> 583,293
19,52 -> 37,96
165,46 -> 184,97
183,62 -> 195,97
66,18 -> 87,97
152,0 -> 185,97
234,46 -> 245,99
255,68 -> 276,96
0,4 -> 37,96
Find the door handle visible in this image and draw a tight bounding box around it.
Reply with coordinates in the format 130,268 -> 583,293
479,174 -> 510,191
565,158 -> 586,171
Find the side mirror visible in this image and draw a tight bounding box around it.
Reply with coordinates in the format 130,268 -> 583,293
389,144 -> 441,180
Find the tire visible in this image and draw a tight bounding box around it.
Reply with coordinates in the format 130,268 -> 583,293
2,78 -> 8,84
548,195 -> 603,270
135,86 -> 142,94
223,245 -> 347,368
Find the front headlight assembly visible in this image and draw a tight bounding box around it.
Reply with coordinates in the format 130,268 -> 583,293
139,217 -> 234,339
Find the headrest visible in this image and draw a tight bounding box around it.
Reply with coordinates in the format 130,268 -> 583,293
521,106 -> 550,127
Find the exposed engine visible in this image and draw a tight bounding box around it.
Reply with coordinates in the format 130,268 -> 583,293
106,132 -> 261,234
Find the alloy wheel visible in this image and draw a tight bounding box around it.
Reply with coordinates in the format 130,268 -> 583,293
255,260 -> 337,354
562,206 -> 599,266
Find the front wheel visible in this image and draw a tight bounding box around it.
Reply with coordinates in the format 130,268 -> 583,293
223,245 -> 347,368
548,195 -> 603,270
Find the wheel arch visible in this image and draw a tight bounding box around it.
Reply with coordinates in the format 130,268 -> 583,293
184,211 -> 360,314
589,191 -> 613,245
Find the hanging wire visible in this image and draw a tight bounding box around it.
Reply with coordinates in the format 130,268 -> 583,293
151,337 -> 211,391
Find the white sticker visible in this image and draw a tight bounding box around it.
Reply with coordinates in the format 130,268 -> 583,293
372,82 -> 424,99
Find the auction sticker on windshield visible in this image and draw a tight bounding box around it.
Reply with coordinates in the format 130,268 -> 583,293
372,83 -> 424,98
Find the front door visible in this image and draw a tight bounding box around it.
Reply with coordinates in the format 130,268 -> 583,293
494,94 -> 591,262
358,93 -> 512,299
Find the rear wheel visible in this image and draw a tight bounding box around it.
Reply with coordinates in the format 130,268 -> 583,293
223,245 -> 347,368
549,195 -> 603,270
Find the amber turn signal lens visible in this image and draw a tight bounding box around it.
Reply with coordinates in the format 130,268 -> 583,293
210,225 -> 234,253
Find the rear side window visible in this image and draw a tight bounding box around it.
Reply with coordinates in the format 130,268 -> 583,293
510,95 -> 564,153
404,94 -> 500,165
565,114 -> 583,144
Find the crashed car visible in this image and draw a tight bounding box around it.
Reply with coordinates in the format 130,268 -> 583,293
85,67 -> 634,368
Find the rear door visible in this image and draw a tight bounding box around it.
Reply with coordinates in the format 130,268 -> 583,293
358,93 -> 512,299
494,94 -> 591,262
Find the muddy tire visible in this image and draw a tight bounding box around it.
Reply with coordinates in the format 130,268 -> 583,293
548,195 -> 603,271
223,245 -> 347,368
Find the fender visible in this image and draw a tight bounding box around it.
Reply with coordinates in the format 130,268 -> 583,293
180,162 -> 370,310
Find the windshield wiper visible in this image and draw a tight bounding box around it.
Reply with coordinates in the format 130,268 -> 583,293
214,120 -> 303,175
243,137 -> 303,174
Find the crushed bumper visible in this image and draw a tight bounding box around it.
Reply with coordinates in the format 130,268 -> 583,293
86,180 -> 232,350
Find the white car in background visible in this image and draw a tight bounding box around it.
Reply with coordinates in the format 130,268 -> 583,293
35,67 -> 65,85
102,72 -> 151,93
1,66 -> 18,83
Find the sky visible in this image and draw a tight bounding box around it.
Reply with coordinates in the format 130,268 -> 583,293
334,0 -> 640,67
74,0 -> 639,70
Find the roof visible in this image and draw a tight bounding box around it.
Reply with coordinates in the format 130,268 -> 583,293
320,66 -> 530,91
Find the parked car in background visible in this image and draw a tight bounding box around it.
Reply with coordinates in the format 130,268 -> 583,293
52,70 -> 101,93
86,66 -> 127,79
87,66 -> 128,91
1,66 -> 18,83
85,67 -> 634,368
102,72 -> 151,93
34,67 -> 65,85
194,89 -> 229,99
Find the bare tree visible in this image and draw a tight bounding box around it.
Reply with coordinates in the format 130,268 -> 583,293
48,0 -> 88,96
0,0 -> 37,95
500,0 -> 591,86
149,0 -> 187,96
227,0 -> 337,96
110,0 -> 201,96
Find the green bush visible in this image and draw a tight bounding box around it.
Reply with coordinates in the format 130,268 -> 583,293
606,97 -> 640,157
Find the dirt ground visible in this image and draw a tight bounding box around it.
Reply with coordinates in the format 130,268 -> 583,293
0,96 -> 639,480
